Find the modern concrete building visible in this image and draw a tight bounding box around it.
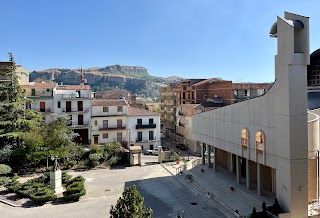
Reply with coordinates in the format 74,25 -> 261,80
91,99 -> 128,147
192,12 -> 309,217
127,107 -> 161,152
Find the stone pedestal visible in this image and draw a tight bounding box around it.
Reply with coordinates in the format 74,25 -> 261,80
158,146 -> 163,163
50,170 -> 64,194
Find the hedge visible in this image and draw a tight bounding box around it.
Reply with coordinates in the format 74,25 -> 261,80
30,187 -> 56,203
63,176 -> 86,201
0,177 -> 10,186
0,164 -> 12,175
5,181 -> 21,193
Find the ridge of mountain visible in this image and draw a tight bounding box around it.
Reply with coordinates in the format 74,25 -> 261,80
29,65 -> 184,98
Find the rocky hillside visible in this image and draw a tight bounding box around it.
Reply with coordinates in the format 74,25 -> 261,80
29,65 -> 183,98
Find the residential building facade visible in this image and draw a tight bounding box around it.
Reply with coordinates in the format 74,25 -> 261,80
127,107 -> 161,152
91,99 -> 128,147
232,83 -> 272,103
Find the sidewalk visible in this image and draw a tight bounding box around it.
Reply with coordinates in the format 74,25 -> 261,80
162,162 -> 274,217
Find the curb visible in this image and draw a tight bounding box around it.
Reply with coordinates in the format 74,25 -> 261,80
0,198 -> 18,207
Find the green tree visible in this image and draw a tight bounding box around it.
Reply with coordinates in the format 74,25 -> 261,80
0,53 -> 42,163
110,185 -> 152,218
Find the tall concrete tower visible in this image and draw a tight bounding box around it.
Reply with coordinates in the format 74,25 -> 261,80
271,12 -> 309,217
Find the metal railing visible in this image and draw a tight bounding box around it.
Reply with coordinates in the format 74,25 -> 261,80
99,125 -> 126,130
38,108 -> 52,112
136,124 -> 156,129
62,94 -> 90,99
62,107 -> 89,113
69,121 -> 89,126
136,137 -> 157,142
113,137 -> 127,142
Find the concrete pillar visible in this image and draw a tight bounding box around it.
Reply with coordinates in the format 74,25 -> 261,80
257,163 -> 261,196
246,159 -> 250,189
213,147 -> 217,171
207,144 -> 212,168
236,155 -> 241,184
130,153 -> 134,166
228,153 -> 233,172
50,170 -> 63,194
158,146 -> 163,163
201,143 -> 205,165
138,153 -> 141,166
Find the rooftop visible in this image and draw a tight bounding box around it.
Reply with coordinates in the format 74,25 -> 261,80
23,82 -> 58,89
191,78 -> 226,86
128,107 -> 160,116
92,99 -> 128,106
177,104 -> 203,109
56,85 -> 91,90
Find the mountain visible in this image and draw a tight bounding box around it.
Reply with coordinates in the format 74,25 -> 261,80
29,65 -> 183,98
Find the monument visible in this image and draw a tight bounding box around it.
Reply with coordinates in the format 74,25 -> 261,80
50,156 -> 64,194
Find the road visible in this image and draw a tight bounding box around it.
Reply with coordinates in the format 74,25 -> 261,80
161,137 -> 196,160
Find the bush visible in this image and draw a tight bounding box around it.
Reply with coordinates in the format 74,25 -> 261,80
30,187 -> 56,203
5,181 -> 21,193
12,173 -> 20,181
0,164 -> 12,175
63,176 -> 86,201
0,177 -> 10,186
62,172 -> 72,185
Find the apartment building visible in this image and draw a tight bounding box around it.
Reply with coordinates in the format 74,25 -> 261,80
176,104 -> 205,154
91,99 -> 128,147
127,107 -> 161,152
232,83 -> 272,103
54,85 -> 92,145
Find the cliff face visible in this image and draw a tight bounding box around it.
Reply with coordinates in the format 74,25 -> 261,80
29,65 -> 167,98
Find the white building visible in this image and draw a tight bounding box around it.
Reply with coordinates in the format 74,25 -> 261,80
54,85 -> 92,145
127,107 -> 161,152
91,99 -> 128,146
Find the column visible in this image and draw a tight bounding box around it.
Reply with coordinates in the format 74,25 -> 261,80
213,147 -> 217,171
257,163 -> 261,196
201,143 -> 205,165
207,144 -> 212,168
236,155 -> 241,184
228,153 -> 233,172
138,153 -> 141,166
246,159 -> 250,189
130,153 -> 134,166
158,146 -> 163,163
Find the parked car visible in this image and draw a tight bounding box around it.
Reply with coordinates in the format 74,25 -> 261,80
176,144 -> 187,150
146,148 -> 159,155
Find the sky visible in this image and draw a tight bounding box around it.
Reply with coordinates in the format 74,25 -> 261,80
1,0 -> 320,83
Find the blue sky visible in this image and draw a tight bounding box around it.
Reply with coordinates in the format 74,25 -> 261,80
1,0 -> 320,82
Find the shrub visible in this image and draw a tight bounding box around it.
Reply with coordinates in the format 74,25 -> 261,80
63,176 -> 86,201
30,187 -> 56,203
0,164 -> 12,175
5,181 -> 21,193
0,177 -> 10,186
89,153 -> 103,166
62,172 -> 72,185
12,173 -> 20,181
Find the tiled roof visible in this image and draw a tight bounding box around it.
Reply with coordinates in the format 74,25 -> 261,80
23,82 -> 58,89
92,99 -> 128,106
191,78 -> 224,86
56,85 -> 91,90
128,107 -> 160,116
177,104 -> 202,109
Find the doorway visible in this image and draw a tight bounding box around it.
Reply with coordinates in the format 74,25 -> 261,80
66,101 -> 71,112
78,114 -> 83,125
40,102 -> 45,112
77,101 -> 83,111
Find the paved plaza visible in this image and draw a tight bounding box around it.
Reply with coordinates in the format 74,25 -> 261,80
0,155 -> 225,218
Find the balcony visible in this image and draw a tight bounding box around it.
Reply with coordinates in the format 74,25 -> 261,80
62,94 -> 90,99
62,107 -> 89,113
69,121 -> 89,127
160,95 -> 177,100
136,137 -> 157,143
136,124 -> 156,129
99,125 -> 126,130
113,137 -> 127,143
38,108 -> 52,113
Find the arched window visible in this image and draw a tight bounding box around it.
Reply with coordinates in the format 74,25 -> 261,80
241,129 -> 248,148
256,131 -> 264,152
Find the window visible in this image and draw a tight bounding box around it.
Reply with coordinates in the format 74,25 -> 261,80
47,89 -> 50,92
241,129 -> 248,148
57,101 -> 61,108
103,107 -> 108,112
137,119 -> 142,125
94,120 -> 97,126
256,131 -> 264,152
31,89 -> 35,96
117,106 -> 123,112
137,132 -> 142,142
257,89 -> 264,96
103,133 -> 108,139
149,118 -> 154,124
149,131 -> 154,140
103,120 -> 108,129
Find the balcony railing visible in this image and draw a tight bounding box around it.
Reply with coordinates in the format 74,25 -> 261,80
99,125 -> 126,130
113,137 -> 127,142
98,112 -> 126,117
136,137 -> 157,143
136,124 -> 156,129
62,94 -> 90,99
62,107 -> 89,113
38,108 -> 52,113
69,121 -> 89,126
